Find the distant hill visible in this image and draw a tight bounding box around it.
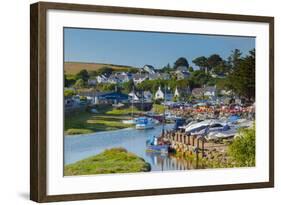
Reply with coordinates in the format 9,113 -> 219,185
64,62 -> 139,75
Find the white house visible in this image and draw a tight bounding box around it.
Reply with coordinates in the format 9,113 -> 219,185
133,73 -> 148,84
155,86 -> 164,100
176,65 -> 188,72
96,75 -> 108,83
174,87 -> 180,98
128,91 -> 140,102
204,86 -> 216,97
175,70 -> 190,80
88,79 -> 97,86
220,89 -> 232,96
143,65 -> 155,74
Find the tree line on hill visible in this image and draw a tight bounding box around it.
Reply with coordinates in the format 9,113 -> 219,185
64,48 -> 255,101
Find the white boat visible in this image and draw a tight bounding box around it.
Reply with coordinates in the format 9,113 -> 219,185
206,128 -> 237,141
136,117 -> 155,130
122,118 -> 137,125
206,119 -> 253,141
184,119 -> 224,134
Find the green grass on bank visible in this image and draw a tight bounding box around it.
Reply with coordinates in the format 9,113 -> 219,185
64,110 -> 134,135
64,148 -> 151,175
106,106 -> 142,115
152,104 -> 165,114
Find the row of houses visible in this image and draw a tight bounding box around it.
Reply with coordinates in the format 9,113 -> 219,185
88,64 -> 192,86
91,71 -> 171,85
65,84 -> 234,109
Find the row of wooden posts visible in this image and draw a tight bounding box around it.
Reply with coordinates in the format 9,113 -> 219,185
163,130 -> 206,157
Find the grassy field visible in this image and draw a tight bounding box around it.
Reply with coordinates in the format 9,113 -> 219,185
64,148 -> 151,175
64,62 -> 138,75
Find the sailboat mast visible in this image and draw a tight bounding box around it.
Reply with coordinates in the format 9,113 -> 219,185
162,85 -> 166,137
131,86 -> 134,118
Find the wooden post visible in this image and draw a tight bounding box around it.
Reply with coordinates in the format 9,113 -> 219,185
192,136 -> 195,146
202,140 -> 205,158
196,138 -> 200,168
197,138 -> 200,149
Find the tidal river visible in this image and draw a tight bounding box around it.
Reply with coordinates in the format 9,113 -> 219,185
64,124 -> 196,172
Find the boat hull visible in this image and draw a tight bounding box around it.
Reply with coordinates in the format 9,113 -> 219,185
136,125 -> 154,130
146,144 -> 170,153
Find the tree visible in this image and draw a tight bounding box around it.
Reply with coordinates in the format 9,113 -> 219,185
64,73 -> 76,87
188,66 -> 194,72
213,60 -> 228,76
228,49 -> 242,70
73,79 -> 85,89
64,89 -> 76,97
161,63 -> 173,73
207,54 -> 223,70
76,69 -> 89,82
228,125 -> 255,167
227,49 -> 255,100
192,56 -> 208,72
88,70 -> 98,78
174,57 -> 189,69
98,67 -> 113,76
189,70 -> 212,88
122,79 -> 134,94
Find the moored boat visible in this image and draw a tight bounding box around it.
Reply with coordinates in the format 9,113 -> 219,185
122,118 -> 137,125
146,136 -> 170,153
136,117 -> 155,130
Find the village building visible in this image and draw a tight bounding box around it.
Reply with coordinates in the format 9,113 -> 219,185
174,87 -> 180,98
173,87 -> 191,99
204,86 -> 217,98
96,75 -> 108,84
176,65 -> 188,72
87,78 -> 97,86
128,91 -> 140,102
160,73 -> 170,80
191,86 -> 217,99
148,73 -> 161,80
142,64 -> 155,74
95,92 -> 129,104
165,91 -> 173,101
175,70 -> 190,80
143,91 -> 153,102
192,88 -> 205,98
155,86 -> 164,100
220,89 -> 232,96
133,73 -> 148,84
107,72 -> 132,84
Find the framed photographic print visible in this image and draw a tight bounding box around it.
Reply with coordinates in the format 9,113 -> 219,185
30,1 -> 274,202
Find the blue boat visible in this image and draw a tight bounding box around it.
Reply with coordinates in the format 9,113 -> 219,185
136,117 -> 155,130
146,136 -> 170,154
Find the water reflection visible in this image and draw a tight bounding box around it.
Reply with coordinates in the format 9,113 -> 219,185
64,124 -> 198,172
145,152 -> 202,171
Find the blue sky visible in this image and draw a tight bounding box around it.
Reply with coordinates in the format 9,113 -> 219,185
64,27 -> 255,69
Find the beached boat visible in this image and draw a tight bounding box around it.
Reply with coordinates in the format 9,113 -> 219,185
136,117 -> 155,130
206,128 -> 237,141
184,119 -> 225,134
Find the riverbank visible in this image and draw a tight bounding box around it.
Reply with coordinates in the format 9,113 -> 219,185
64,110 -> 135,135
64,148 -> 151,175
